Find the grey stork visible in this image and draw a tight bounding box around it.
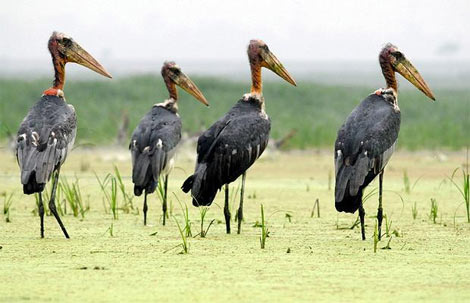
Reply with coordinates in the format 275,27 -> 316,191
334,43 -> 435,240
130,62 -> 209,225
182,39 -> 296,234
16,31 -> 112,238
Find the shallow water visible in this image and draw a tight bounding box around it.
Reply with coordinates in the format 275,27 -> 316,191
0,149 -> 469,302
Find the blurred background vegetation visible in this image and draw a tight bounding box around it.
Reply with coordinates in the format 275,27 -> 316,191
0,75 -> 468,150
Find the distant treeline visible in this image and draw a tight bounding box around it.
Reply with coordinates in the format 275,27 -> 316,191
0,75 -> 468,150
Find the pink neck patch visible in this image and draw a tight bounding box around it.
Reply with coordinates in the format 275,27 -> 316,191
43,88 -> 64,97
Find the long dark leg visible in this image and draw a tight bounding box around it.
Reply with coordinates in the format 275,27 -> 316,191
143,191 -> 148,225
359,202 -> 366,241
237,173 -> 246,234
39,192 -> 44,238
377,170 -> 384,240
162,174 -> 168,226
224,184 -> 231,234
49,167 -> 69,238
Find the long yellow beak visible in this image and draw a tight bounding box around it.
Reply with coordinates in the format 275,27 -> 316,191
262,50 -> 297,86
172,71 -> 209,106
393,57 -> 435,101
65,41 -> 112,79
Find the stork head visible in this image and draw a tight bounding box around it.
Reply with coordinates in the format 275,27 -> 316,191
161,61 -> 209,106
247,39 -> 296,86
380,43 -> 435,101
48,31 -> 112,78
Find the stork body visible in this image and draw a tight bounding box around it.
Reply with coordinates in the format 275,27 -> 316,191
18,95 -> 77,195
334,43 -> 435,240
182,40 -> 296,234
15,32 -> 111,238
182,95 -> 271,205
130,62 -> 208,225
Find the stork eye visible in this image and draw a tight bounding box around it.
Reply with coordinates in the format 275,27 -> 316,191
392,51 -> 403,59
170,67 -> 181,74
62,37 -> 72,47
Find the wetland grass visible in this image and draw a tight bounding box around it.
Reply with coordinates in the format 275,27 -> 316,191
182,204 -> 192,237
259,204 -> 269,249
156,176 -> 166,223
198,207 -> 214,238
384,214 -> 392,238
311,198 -> 320,218
403,170 -> 410,194
174,193 -> 192,237
412,202 -> 418,220
60,176 -> 88,219
95,173 -> 119,220
113,166 -> 134,213
106,222 -> 114,237
373,219 -> 379,253
173,216 -> 189,254
430,198 -> 438,224
403,170 -> 422,194
2,192 -> 14,223
448,165 -> 470,223
110,177 -> 118,219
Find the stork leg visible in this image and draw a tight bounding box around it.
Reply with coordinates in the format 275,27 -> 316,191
377,170 -> 384,240
49,167 -> 70,238
143,191 -> 148,225
359,202 -> 366,240
224,184 -> 231,234
162,174 -> 168,226
237,172 -> 246,234
38,192 -> 45,238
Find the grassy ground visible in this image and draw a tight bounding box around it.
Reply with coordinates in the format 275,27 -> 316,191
1,76 -> 469,149
0,147 -> 469,302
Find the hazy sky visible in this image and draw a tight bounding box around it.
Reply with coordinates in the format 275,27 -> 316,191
0,0 -> 468,64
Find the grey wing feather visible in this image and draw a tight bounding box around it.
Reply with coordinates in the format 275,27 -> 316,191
187,98 -> 271,205
130,106 -> 181,190
16,96 -> 76,189
335,94 -> 400,203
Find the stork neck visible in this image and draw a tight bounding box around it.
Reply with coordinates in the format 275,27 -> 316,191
379,58 -> 397,92
250,61 -> 263,95
52,57 -> 66,90
164,77 -> 178,101
43,53 -> 66,97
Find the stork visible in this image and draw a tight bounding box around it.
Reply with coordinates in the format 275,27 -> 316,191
16,31 -> 112,238
130,62 -> 208,225
334,43 -> 435,240
182,39 -> 296,234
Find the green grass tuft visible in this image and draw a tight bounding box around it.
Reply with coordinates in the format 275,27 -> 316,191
429,198 -> 439,224
448,156 -> 470,223
412,202 -> 418,220
259,204 -> 269,249
2,192 -> 14,223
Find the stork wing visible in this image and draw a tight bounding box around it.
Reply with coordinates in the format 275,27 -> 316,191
334,94 -> 400,205
16,96 -> 76,193
130,106 -> 181,194
188,99 -> 271,205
